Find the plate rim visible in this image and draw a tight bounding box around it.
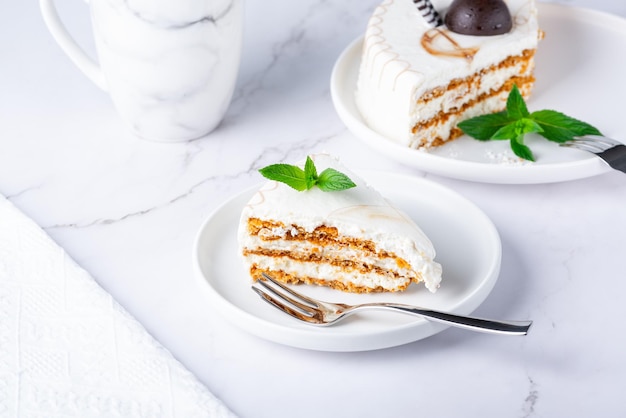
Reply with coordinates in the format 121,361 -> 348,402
330,3 -> 620,184
192,171 -> 503,351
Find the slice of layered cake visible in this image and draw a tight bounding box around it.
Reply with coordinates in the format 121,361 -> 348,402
238,154 -> 442,293
355,0 -> 542,149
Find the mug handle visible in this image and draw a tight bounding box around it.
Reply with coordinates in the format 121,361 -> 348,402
39,0 -> 108,91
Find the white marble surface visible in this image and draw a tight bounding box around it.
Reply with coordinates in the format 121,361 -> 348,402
2,0 -> 626,416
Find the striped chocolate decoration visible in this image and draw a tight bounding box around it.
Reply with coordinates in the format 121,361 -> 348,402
413,0 -> 443,27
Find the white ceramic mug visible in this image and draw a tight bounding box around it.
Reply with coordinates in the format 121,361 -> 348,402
40,0 -> 243,142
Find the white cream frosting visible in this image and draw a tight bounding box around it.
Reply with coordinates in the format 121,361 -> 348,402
238,154 -> 442,292
355,0 -> 539,146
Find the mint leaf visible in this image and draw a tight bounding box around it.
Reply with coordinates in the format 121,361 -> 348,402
457,112 -> 512,140
492,118 -> 543,140
457,84 -> 603,161
317,168 -> 357,191
510,137 -> 535,161
490,123 -> 520,140
530,109 -> 602,143
304,156 -> 318,189
259,156 -> 356,192
259,164 -> 308,191
506,85 -> 530,119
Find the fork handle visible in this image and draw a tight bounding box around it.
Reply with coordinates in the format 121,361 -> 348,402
361,304 -> 532,335
599,145 -> 626,173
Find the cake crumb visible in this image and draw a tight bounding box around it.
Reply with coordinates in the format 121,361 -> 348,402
485,149 -> 532,166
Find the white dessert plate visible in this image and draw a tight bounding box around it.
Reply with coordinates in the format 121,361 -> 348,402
331,3 -> 626,184
193,171 -> 502,352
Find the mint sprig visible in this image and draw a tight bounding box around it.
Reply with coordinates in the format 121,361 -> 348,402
259,156 -> 356,192
458,85 -> 602,161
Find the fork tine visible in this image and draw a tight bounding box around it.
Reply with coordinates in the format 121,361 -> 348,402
253,278 -> 317,317
574,135 -> 622,148
251,285 -> 318,322
261,273 -> 321,309
561,140 -> 605,153
566,135 -> 623,153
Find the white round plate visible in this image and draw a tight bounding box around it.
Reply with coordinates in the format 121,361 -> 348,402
193,171 -> 502,352
331,4 -> 626,184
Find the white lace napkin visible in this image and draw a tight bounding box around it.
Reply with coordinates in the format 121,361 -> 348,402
0,195 -> 236,417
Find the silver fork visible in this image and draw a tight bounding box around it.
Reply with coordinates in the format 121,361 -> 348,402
560,135 -> 626,173
251,273 -> 532,336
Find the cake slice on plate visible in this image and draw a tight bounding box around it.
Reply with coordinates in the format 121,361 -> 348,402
355,0 -> 542,149
237,154 -> 442,293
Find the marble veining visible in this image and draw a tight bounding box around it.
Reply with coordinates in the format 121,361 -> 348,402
121,0 -> 235,30
521,376 -> 539,417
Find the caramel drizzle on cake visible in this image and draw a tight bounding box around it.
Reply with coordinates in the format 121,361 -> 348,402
361,1 -> 421,91
421,28 -> 479,62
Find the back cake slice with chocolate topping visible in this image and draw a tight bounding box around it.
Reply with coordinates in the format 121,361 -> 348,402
355,0 -> 542,149
237,154 -> 442,293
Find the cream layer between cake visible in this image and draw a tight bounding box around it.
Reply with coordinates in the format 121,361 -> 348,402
355,0 -> 540,148
237,154 -> 442,293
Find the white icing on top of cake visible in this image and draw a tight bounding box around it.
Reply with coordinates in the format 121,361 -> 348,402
238,154 -> 442,292
355,0 -> 539,145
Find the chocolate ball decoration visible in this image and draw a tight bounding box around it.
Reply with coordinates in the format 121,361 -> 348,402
444,0 -> 513,36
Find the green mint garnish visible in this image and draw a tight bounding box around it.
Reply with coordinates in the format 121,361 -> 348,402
458,85 -> 602,161
259,156 -> 356,192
